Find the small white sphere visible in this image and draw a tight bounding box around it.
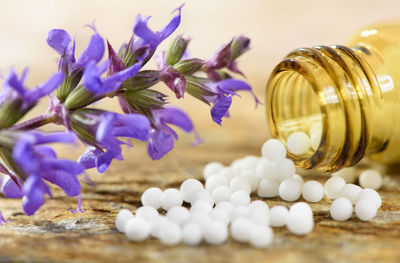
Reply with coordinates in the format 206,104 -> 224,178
230,217 -> 254,242
160,189 -> 183,211
115,209 -> 134,232
269,206 -> 289,227
249,200 -> 269,213
310,125 -> 322,151
136,206 -> 159,221
203,161 -> 224,180
302,180 -> 324,202
359,169 -> 383,190
257,179 -> 279,198
355,199 -> 377,221
150,216 -> 169,238
212,185 -> 232,203
279,178 -> 302,202
332,167 -> 357,184
261,139 -> 287,162
203,220 -> 228,245
210,209 -> 230,225
330,197 -> 353,221
189,211 -> 213,230
230,206 -> 251,220
141,187 -> 162,209
240,156 -> 260,172
206,174 -> 228,192
230,190 -> 251,207
249,209 -> 269,226
215,201 -> 234,214
239,170 -> 260,193
358,188 -> 382,208
218,167 -> 237,182
275,158 -> 296,181
182,222 -> 203,246
159,221 -> 183,245
286,204 -> 314,235
167,206 -> 190,225
191,189 -> 214,205
190,200 -> 213,214
287,132 -> 311,155
230,177 -> 251,193
230,158 -> 245,174
256,159 -> 277,180
250,225 -> 273,248
293,174 -> 304,184
124,217 -> 151,241
340,184 -> 362,204
180,178 -> 204,203
324,176 -> 346,199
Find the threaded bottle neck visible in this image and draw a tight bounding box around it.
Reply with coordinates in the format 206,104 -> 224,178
266,45 -> 390,173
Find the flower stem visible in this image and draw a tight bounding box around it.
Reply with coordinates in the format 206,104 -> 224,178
8,114 -> 57,131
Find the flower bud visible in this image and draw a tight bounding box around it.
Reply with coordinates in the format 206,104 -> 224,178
122,70 -> 160,91
122,89 -> 167,111
185,76 -> 216,104
174,58 -> 205,75
230,36 -> 250,62
166,35 -> 190,66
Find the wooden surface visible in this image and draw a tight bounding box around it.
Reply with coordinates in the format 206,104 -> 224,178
1,0 -> 400,262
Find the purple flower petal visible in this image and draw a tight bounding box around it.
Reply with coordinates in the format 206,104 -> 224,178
43,170 -> 81,197
112,114 -> 151,141
22,176 -> 51,216
216,79 -> 261,106
155,107 -> 193,133
1,176 -> 23,199
206,41 -> 232,70
160,67 -> 186,99
96,148 -> 120,173
78,147 -> 101,170
147,130 -> 174,160
107,41 -> 125,75
46,29 -> 72,55
211,94 -> 232,125
75,34 -> 105,67
25,72 -> 64,107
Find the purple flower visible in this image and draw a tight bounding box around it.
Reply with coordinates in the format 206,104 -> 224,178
7,132 -> 85,216
47,29 -> 105,74
83,61 -> 141,95
147,106 -> 200,160
75,110 -> 151,173
0,69 -> 64,110
159,66 -> 186,99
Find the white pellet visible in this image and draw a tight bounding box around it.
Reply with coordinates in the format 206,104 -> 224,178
115,209 -> 134,233
248,209 -> 269,226
255,159 -> 277,180
191,189 -> 214,205
167,206 -> 190,225
286,203 -> 314,235
141,187 -> 162,209
203,162 -> 224,180
190,200 -> 213,214
275,158 -> 296,182
205,174 -> 228,192
230,217 -> 254,242
355,199 -> 377,221
330,197 -> 353,221
230,177 -> 251,193
182,222 -> 203,246
239,170 -> 260,193
358,188 -> 382,208
261,139 -> 286,162
287,132 -> 311,155
309,125 -> 322,151
240,156 -> 260,172
279,178 -> 302,202
160,189 -> 183,211
302,180 -> 324,203
218,167 -> 237,182
203,220 -> 228,245
332,167 -> 357,184
136,206 -> 159,221
359,169 -> 383,190
249,200 -> 269,213
230,190 -> 251,207
159,221 -> 183,245
180,178 -> 204,203
150,215 -> 169,238
257,179 -> 279,198
324,176 -> 346,199
210,208 -> 230,225
212,186 -> 232,204
215,201 -> 235,214
230,206 -> 251,220
269,206 -> 289,227
293,174 -> 304,184
124,217 -> 151,242
340,184 -> 362,204
250,225 -> 273,248
189,211 -> 213,230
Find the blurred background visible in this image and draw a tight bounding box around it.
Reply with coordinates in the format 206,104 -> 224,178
0,0 -> 400,161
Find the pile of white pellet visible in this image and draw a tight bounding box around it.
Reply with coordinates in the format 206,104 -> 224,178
115,136 -> 383,247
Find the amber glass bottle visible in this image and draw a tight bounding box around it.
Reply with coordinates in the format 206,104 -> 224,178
266,21 -> 400,173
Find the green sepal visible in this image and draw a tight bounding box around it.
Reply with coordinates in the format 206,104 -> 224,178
121,70 -> 160,91
166,35 -> 190,66
174,58 -> 205,75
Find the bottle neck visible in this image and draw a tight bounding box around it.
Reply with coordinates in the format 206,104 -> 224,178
266,45 -> 391,173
